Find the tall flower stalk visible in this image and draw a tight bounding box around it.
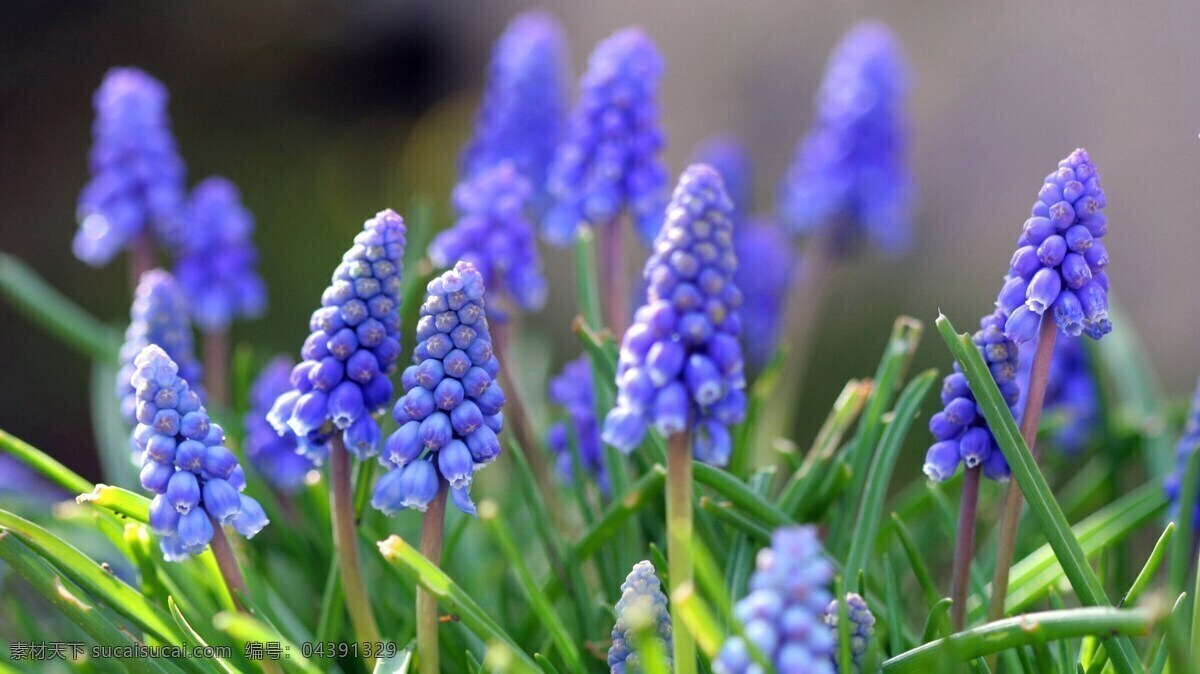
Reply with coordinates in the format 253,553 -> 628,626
603,165 -> 747,673
373,261 -> 504,674
269,209 -> 407,662
988,148 -> 1109,623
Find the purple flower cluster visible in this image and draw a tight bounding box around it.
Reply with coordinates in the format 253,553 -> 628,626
1001,149 -> 1110,343
824,593 -> 876,673
546,356 -> 608,494
602,165 -> 746,466
373,262 -> 502,516
1017,335 -> 1098,453
608,560 -> 673,673
430,162 -> 546,312
778,22 -> 913,255
544,27 -> 667,247
924,309 -> 1019,483
175,177 -> 266,331
118,270 -> 203,432
714,526 -> 835,674
74,67 -> 186,266
1166,377 -> 1200,529
269,210 -> 406,461
461,10 -> 567,207
134,345 -> 268,561
244,356 -> 315,491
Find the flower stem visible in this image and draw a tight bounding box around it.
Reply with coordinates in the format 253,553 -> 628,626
329,437 -> 381,667
203,329 -> 230,408
667,432 -> 696,674
988,315 -> 1057,623
129,233 -> 155,290
950,465 -> 981,631
601,220 -> 628,337
208,517 -> 248,612
417,481 -> 448,674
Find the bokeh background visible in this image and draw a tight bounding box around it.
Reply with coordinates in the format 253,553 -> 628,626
2,1 -> 1196,481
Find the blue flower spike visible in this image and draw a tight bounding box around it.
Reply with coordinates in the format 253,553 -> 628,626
609,560 -> 673,673
373,261 -> 503,516
546,356 -> 609,494
245,356 -> 316,491
825,593 -> 876,673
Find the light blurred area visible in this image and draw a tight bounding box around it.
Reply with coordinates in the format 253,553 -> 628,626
2,0 -> 1198,479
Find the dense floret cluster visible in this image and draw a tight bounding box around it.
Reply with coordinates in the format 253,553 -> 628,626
244,356 -> 315,491
608,560 -> 673,673
546,356 -> 608,493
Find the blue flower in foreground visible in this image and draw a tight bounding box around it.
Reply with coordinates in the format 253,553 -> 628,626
1166,377 -> 1200,529
547,356 -> 608,494
118,270 -> 203,432
609,560 -> 673,673
544,27 -> 667,247
602,165 -> 746,466
1016,335 -> 1098,453
924,309 -> 1019,483
825,593 -> 876,673
175,177 -> 266,331
431,161 -> 547,312
714,526 -> 835,674
1000,148 -> 1110,344
269,210 -> 406,462
778,21 -> 913,255
373,261 -> 502,516
133,345 -> 268,561
461,9 -> 567,207
245,356 -> 316,491
74,67 -> 186,265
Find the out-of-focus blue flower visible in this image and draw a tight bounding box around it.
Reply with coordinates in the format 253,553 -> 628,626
373,261 -> 502,516
714,526 -> 835,674
118,270 -> 203,435
245,356 -> 315,491
824,593 -> 876,673
778,22 -> 913,256
692,136 -> 795,370
431,162 -> 546,313
133,345 -> 267,561
601,165 -> 746,466
461,10 -> 567,210
544,27 -> 667,247
1015,335 -> 1098,453
546,356 -> 608,494
1000,149 -> 1110,344
1166,377 -> 1200,530
269,210 -> 406,462
924,309 -> 1019,483
174,177 -> 266,331
608,560 -> 672,673
74,67 -> 186,266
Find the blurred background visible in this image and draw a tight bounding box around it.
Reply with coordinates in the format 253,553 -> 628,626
2,0 -> 1197,482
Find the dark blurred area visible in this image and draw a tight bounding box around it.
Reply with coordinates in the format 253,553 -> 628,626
3,1 -> 1199,482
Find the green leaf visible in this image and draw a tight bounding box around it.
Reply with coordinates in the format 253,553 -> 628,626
693,462 -> 790,529
883,607 -> 1161,672
669,583 -> 725,659
573,464 -> 667,561
572,227 -> 605,334
935,313 -> 1143,674
1169,450 -> 1200,596
378,535 -> 541,672
77,483 -> 152,522
844,369 -> 936,582
91,360 -> 141,488
0,428 -> 94,495
890,513 -> 941,610
478,500 -> 585,674
778,379 -> 872,516
212,611 -> 322,674
168,597 -> 239,674
730,348 -> 787,477
0,252 -> 120,362
920,599 -> 953,644
373,642 -> 415,674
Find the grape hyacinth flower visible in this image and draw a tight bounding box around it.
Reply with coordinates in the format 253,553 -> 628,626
714,526 -> 835,674
244,356 -> 315,491
602,164 -> 746,466
1166,377 -> 1200,529
543,27 -> 667,247
924,309 -> 1020,483
117,270 -> 203,432
430,161 -> 547,313
461,9 -> 567,208
133,345 -> 267,560
175,177 -> 266,331
778,22 -> 913,255
608,561 -> 673,673
1016,335 -> 1098,453
546,356 -> 608,494
373,261 -> 503,516
1000,148 -> 1110,343
74,67 -> 187,266
824,593 -> 876,673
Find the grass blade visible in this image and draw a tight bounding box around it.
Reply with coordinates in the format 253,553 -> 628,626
168,597 -> 239,674
693,462 -> 790,529
212,611 -> 322,674
0,252 -> 120,362
0,428 -> 93,495
778,379 -> 872,516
